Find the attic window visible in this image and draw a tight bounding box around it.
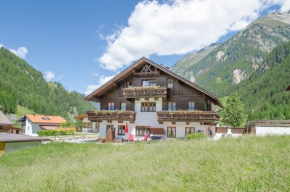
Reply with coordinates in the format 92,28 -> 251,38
46,117 -> 51,120
41,117 -> 46,120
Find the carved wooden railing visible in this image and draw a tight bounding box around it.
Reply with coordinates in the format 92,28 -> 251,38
156,111 -> 220,123
123,86 -> 167,98
86,110 -> 136,123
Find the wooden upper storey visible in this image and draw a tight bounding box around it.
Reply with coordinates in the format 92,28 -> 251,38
85,57 -> 223,111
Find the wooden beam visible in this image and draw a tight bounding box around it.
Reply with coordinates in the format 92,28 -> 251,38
113,81 -> 119,87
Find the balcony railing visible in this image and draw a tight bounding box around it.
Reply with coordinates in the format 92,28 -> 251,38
156,111 -> 220,124
123,86 -> 167,98
86,110 -> 136,123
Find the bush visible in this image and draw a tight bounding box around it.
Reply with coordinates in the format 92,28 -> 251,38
185,133 -> 206,140
37,129 -> 75,137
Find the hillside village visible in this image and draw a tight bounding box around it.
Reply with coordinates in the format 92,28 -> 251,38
1,2 -> 290,191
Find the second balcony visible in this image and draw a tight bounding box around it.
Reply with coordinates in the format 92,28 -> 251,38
123,86 -> 168,99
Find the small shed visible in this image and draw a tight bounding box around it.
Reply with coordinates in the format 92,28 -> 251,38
245,120 -> 290,136
0,133 -> 48,154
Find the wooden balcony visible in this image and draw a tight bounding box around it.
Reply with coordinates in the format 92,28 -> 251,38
86,110 -> 136,123
156,111 -> 220,125
123,86 -> 167,99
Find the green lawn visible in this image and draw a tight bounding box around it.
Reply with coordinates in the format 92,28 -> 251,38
0,135 -> 289,191
16,105 -> 35,117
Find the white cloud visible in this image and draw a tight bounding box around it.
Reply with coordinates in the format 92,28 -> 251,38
98,0 -> 289,71
91,71 -> 99,76
281,0 -> 290,12
44,71 -> 55,81
9,47 -> 28,59
85,74 -> 116,95
0,44 -> 3,49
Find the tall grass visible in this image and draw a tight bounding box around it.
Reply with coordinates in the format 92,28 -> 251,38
0,135 -> 289,191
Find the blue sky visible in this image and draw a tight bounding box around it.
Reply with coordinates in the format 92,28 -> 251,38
0,0 -> 287,94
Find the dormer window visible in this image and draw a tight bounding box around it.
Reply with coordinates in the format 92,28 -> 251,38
142,80 -> 157,87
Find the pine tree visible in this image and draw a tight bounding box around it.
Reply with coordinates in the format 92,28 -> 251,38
220,93 -> 247,127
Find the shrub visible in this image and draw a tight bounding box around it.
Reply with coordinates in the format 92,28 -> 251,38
185,133 -> 206,140
37,129 -> 75,137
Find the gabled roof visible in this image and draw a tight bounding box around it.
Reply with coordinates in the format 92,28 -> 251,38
85,57 -> 223,107
26,114 -> 66,124
0,111 -> 13,126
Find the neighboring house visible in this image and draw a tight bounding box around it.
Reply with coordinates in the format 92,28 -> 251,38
214,127 -> 245,139
0,133 -> 48,154
245,120 -> 290,136
0,105 -> 21,134
24,114 -> 66,136
74,114 -> 99,132
85,57 -> 223,140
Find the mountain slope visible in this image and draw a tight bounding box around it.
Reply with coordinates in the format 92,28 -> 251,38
227,40 -> 290,120
0,47 -> 95,119
172,11 -> 290,97
170,43 -> 220,82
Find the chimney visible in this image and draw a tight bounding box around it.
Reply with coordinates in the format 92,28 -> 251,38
33,113 -> 35,117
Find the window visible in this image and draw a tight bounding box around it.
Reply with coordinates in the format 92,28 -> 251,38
121,102 -> 126,111
142,80 -> 157,87
167,127 -> 176,138
141,102 -> 156,112
188,102 -> 195,110
106,125 -> 113,133
168,101 -> 176,111
206,102 -> 211,111
136,126 -> 149,136
83,122 -> 92,128
185,127 -> 195,136
167,79 -> 173,89
127,81 -> 132,88
108,102 -> 114,110
118,125 -> 125,135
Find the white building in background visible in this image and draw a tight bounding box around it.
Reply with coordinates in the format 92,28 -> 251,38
24,114 -> 66,136
245,120 -> 290,136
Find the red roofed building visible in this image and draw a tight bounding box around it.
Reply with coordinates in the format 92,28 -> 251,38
24,114 -> 66,136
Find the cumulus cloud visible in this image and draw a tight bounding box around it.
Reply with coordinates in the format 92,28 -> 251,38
98,0 -> 289,71
9,47 -> 28,59
281,0 -> 290,11
44,71 -> 55,81
85,74 -> 116,95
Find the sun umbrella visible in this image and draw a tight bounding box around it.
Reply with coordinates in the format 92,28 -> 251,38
125,123 -> 128,133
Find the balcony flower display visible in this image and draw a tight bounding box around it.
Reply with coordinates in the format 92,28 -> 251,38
168,110 -> 203,115
127,85 -> 164,90
97,110 -> 124,115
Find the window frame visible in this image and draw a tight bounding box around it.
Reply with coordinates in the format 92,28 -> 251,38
167,126 -> 176,138
121,102 -> 127,111
168,101 -> 176,111
185,127 -> 195,136
188,101 -> 195,110
136,126 -> 149,136
118,125 -> 125,135
142,79 -> 157,87
167,79 -> 173,89
108,102 -> 115,110
141,102 -> 156,112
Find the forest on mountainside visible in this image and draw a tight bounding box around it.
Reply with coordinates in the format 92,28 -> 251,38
225,40 -> 290,121
0,47 -> 95,119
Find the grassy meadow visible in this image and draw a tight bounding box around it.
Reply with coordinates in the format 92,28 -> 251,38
0,135 -> 289,191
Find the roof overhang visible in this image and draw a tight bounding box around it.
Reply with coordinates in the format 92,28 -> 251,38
85,57 -> 224,108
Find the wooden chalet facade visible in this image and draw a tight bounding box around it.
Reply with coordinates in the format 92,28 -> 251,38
85,57 -> 223,140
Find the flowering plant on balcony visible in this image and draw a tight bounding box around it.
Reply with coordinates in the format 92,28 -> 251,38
127,85 -> 162,90
97,110 -> 124,115
168,110 -> 203,115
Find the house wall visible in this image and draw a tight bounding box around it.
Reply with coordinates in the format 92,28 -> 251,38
82,117 -> 98,132
256,126 -> 290,136
98,67 -> 217,111
25,119 -> 41,136
4,141 -> 42,153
